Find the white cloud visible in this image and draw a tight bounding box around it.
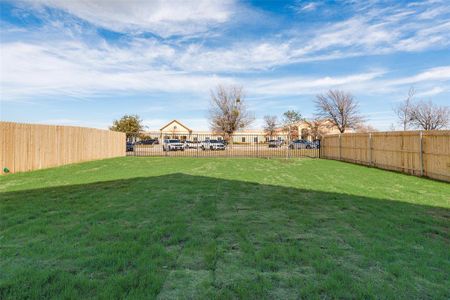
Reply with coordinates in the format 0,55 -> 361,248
0,41 -> 236,100
387,66 -> 450,86
22,0 -> 236,37
247,71 -> 387,95
174,2 -> 450,71
284,1 -> 450,61
298,18 -> 395,52
244,66 -> 450,97
415,86 -> 446,97
290,1 -> 320,14
2,0 -> 450,104
174,42 -> 292,72
417,5 -> 450,20
2,36 -> 449,102
301,2 -> 318,12
4,0 -> 450,76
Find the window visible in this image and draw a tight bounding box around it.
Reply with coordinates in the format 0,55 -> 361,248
242,137 -> 246,143
218,137 -> 222,140
277,137 -> 282,141
265,137 -> 269,142
254,137 -> 258,143
193,137 -> 198,141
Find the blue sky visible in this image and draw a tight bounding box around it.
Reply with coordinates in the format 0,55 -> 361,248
1,0 -> 449,130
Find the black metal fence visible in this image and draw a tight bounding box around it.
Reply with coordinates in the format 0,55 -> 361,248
125,132 -> 320,158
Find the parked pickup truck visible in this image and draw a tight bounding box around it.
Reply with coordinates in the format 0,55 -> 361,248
201,140 -> 226,150
163,139 -> 185,151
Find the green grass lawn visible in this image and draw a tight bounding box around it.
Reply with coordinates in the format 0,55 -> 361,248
1,157 -> 449,299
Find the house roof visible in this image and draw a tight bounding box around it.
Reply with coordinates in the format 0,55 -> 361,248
159,119 -> 192,132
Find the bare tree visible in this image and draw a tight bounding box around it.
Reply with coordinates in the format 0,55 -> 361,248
209,85 -> 254,142
410,100 -> 449,130
263,115 -> 278,139
303,118 -> 329,140
394,87 -> 415,131
314,90 -> 363,133
354,123 -> 378,133
300,128 -> 309,140
282,110 -> 303,140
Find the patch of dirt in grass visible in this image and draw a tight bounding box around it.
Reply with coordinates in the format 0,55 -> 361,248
424,228 -> 449,242
426,209 -> 450,221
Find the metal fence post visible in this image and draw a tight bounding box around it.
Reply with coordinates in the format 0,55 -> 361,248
318,139 -> 321,158
256,136 -> 259,158
196,134 -> 199,158
419,131 -> 424,176
286,136 -> 289,159
164,136 -> 168,157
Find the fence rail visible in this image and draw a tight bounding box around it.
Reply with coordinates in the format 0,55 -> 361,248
321,130 -> 450,182
1,122 -> 125,174
127,133 -> 320,159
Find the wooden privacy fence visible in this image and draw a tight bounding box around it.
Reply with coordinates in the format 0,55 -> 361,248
0,122 -> 126,174
321,131 -> 450,182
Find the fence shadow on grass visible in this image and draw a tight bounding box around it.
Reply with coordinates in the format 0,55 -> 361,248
1,173 -> 449,299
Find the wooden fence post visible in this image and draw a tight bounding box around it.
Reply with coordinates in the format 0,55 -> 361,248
419,131 -> 424,176
368,133 -> 372,166
339,134 -> 342,160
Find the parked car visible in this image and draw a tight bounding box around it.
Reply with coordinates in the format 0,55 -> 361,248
163,139 -> 185,151
289,139 -> 313,149
136,139 -> 158,145
201,140 -> 226,150
311,140 -> 320,149
126,142 -> 134,152
268,139 -> 283,148
184,140 -> 201,149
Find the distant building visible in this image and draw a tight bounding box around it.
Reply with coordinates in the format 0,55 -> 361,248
145,119 -> 342,143
154,119 -> 271,143
159,120 -> 193,140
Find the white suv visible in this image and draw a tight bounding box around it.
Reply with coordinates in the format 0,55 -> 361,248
163,139 -> 185,151
201,140 -> 226,150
